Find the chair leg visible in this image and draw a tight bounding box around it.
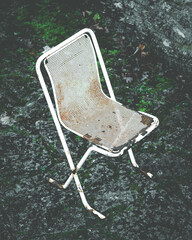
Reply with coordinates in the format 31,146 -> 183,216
48,147 -> 94,189
63,145 -> 125,188
73,173 -> 106,219
128,148 -> 139,168
49,172 -> 105,219
50,146 -> 94,189
128,148 -> 153,178
48,146 -> 105,219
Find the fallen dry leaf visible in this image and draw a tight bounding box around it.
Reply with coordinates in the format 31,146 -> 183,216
138,44 -> 146,51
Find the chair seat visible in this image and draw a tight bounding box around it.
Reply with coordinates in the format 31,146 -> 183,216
44,32 -> 155,152
62,97 -> 153,152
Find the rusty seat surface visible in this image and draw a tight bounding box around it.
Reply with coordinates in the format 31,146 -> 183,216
44,33 -> 154,152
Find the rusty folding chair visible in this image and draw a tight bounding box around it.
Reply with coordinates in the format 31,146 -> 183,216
36,28 -> 159,219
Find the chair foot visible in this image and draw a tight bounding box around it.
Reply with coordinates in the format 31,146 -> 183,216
138,169 -> 153,178
48,176 -> 106,219
49,178 -> 65,189
85,205 -> 106,219
128,148 -> 153,178
73,173 -> 106,219
146,172 -> 153,178
128,148 -> 139,168
49,177 -> 72,189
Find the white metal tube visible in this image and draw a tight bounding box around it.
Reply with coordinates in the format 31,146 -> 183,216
128,148 -> 139,168
93,145 -> 125,157
63,145 -> 125,188
76,147 -> 95,170
36,56 -> 75,171
73,173 -> 105,219
35,28 -> 116,103
63,146 -> 95,189
128,148 -> 153,178
86,29 -> 116,101
62,174 -> 73,189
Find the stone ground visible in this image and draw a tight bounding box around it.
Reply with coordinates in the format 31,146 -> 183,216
100,0 -> 192,78
0,1 -> 192,239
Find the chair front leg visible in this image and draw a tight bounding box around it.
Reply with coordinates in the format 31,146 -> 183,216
49,169 -> 106,219
73,172 -> 106,219
63,146 -> 95,188
128,148 -> 139,168
48,146 -> 95,189
63,145 -> 125,189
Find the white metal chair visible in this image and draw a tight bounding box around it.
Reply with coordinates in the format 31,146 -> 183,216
36,28 -> 159,219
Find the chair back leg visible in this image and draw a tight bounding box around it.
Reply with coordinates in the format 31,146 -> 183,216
128,148 -> 153,178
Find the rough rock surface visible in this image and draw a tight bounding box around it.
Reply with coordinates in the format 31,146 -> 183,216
100,0 -> 192,78
0,1 -> 192,239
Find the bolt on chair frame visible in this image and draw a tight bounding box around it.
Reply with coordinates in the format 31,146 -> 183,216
36,28 -> 159,219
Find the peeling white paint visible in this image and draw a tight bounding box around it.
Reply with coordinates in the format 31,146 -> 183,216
147,173 -> 153,178
49,178 -> 54,183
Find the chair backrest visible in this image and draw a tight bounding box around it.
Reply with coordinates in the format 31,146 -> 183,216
44,34 -> 108,129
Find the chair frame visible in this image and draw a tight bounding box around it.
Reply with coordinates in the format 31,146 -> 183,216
36,28 -> 159,219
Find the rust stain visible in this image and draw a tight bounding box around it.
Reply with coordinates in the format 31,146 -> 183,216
60,101 -> 82,123
141,130 -> 147,136
56,72 -> 84,124
92,137 -> 102,144
84,133 -> 92,139
72,168 -> 77,174
84,205 -> 93,211
83,134 -> 102,145
60,110 -> 69,122
139,168 -> 151,178
57,184 -> 64,189
56,82 -> 66,121
138,44 -> 146,51
58,74 -> 110,126
57,74 -> 111,131
85,205 -> 94,212
57,82 -> 64,103
87,77 -> 109,106
49,179 -> 64,189
141,115 -> 151,125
